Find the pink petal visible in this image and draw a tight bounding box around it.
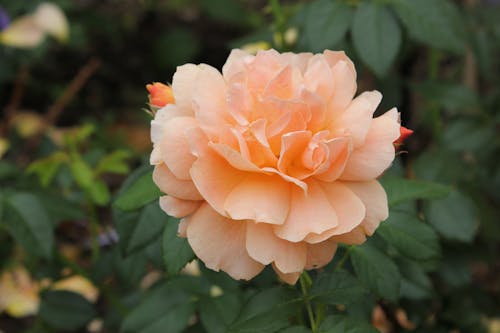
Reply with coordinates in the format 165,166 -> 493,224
277,131 -> 312,177
225,174 -> 291,225
314,137 -> 351,182
305,241 -> 338,270
304,181 -> 365,243
263,65 -> 302,100
159,195 -> 201,218
330,227 -> 367,245
153,164 -> 203,200
342,180 -> 388,235
246,223 -> 306,273
190,147 -> 245,216
304,55 -> 334,102
328,60 -> 357,114
186,203 -> 264,280
330,91 -> 382,147
172,64 -> 200,114
158,116 -> 198,180
273,180 -> 338,242
222,49 -> 251,81
191,64 -> 229,137
272,263 -> 301,285
340,108 -> 400,181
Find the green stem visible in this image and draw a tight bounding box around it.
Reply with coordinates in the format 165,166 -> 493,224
300,272 -> 318,333
334,245 -> 353,271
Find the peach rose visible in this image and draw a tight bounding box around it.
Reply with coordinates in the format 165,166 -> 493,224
150,49 -> 401,284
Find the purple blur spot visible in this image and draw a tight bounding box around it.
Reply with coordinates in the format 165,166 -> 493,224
0,7 -> 9,31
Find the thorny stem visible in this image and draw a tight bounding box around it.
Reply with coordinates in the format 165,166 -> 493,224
300,271 -> 318,333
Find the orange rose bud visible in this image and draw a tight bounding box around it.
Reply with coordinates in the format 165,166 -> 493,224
146,82 -> 175,107
394,126 -> 413,146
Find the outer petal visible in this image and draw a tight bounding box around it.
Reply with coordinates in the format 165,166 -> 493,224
153,164 -> 203,200
186,204 -> 264,280
328,60 -> 357,114
340,108 -> 400,181
222,49 -> 252,81
273,180 -> 338,242
342,180 -> 389,235
192,64 -> 229,137
159,195 -> 201,218
246,223 -> 306,273
172,64 -> 200,114
190,147 -> 245,216
305,241 -> 338,270
330,91 -> 382,147
330,227 -> 367,245
158,117 -> 198,180
304,55 -> 334,102
224,174 -> 291,225
304,181 -> 365,243
272,264 -> 301,285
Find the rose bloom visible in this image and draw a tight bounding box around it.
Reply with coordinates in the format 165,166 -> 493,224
150,49 -> 401,284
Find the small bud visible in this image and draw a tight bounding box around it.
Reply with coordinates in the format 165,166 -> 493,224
146,82 -> 175,107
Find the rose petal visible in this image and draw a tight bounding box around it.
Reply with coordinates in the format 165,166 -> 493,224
304,181 -> 365,243
305,241 -> 338,270
273,180 -> 338,242
190,147 -> 245,216
192,64 -> 229,137
246,222 -> 306,273
153,164 -> 203,200
225,174 -> 291,225
340,108 -> 400,181
330,91 -> 382,147
272,263 -> 301,285
342,180 -> 388,235
159,195 -> 201,218
172,64 -> 200,114
186,203 -> 264,280
159,117 -> 198,180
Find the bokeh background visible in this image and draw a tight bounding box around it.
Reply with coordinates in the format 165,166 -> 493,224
0,0 -> 499,332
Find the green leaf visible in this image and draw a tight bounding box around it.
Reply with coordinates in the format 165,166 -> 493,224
442,119 -> 496,153
424,190 -> 478,242
114,168 -> 161,211
377,212 -> 440,260
163,217 -> 195,276
413,81 -> 479,113
95,149 -> 132,175
199,293 -> 242,333
69,157 -> 94,189
351,243 -> 401,301
121,284 -> 195,333
279,327 -> 312,333
311,270 -> 366,305
39,290 -> 96,331
319,315 -> 380,333
351,2 -> 401,77
304,0 -> 353,52
391,0 -> 466,53
3,192 -> 54,259
87,180 -> 111,206
36,191 -> 84,224
27,151 -> 68,187
229,287 -> 302,332
398,259 -> 433,300
380,177 -> 450,207
125,202 -> 166,254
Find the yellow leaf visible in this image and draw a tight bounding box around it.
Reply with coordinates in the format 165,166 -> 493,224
0,267 -> 40,318
0,138 -> 9,159
51,275 -> 99,303
11,111 -> 45,138
241,41 -> 271,55
0,16 -> 45,48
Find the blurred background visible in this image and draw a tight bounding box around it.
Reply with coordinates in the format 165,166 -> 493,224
0,0 -> 499,332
